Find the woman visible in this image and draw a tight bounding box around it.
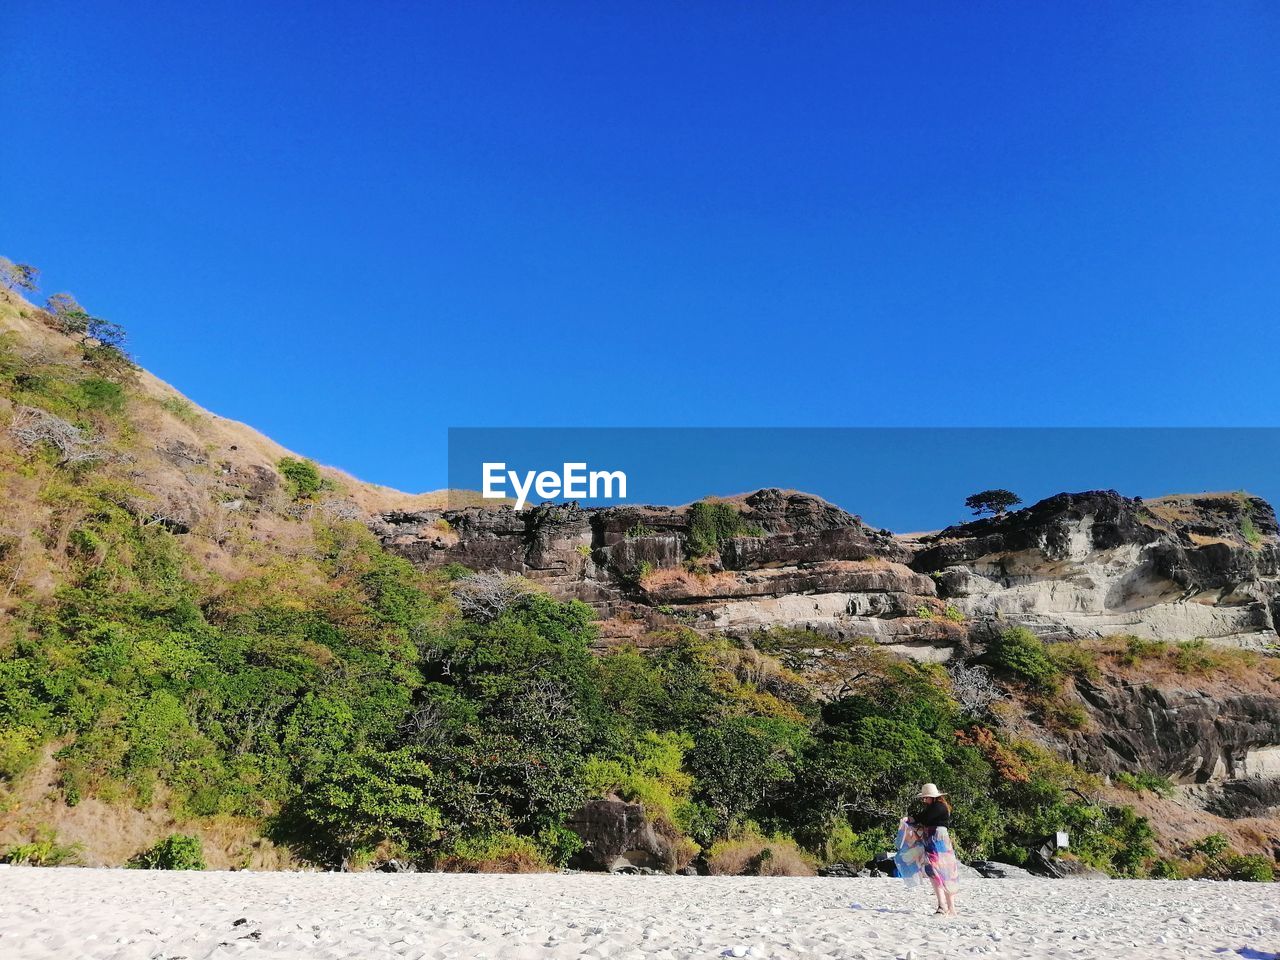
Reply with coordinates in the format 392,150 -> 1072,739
894,783 -> 961,916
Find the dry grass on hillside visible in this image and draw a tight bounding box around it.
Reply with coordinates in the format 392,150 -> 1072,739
0,288 -> 492,606
0,749 -> 295,870
1076,635 -> 1280,693
0,288 -> 459,513
1102,784 -> 1280,861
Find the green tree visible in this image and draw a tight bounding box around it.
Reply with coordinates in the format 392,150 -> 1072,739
687,716 -> 803,834
964,489 -> 1022,517
291,747 -> 443,865
0,257 -> 39,293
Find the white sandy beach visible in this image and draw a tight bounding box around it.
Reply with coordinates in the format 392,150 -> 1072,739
0,867 -> 1275,960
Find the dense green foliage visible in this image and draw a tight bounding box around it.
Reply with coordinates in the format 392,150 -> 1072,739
277,457 -> 326,499
129,833 -> 206,870
685,501 -> 762,557
986,627 -> 1061,692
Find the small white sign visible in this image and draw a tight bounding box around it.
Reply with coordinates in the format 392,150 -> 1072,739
1056,831 -> 1069,849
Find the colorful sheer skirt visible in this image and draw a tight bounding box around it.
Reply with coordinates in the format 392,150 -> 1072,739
894,821 -> 960,893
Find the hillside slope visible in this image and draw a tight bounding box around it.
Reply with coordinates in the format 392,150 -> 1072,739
0,288 -> 450,609
0,281 -> 1274,881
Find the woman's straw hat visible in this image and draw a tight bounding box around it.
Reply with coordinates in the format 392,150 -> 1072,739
917,783 -> 946,798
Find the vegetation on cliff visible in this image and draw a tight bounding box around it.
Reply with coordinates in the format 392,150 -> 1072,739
0,274 -> 1271,880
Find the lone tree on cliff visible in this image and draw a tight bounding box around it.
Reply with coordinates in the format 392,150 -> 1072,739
965,489 -> 1022,517
0,257 -> 39,293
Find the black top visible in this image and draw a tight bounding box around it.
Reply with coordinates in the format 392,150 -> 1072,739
911,802 -> 950,829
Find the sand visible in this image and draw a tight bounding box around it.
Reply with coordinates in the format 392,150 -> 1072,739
0,867 -> 1275,960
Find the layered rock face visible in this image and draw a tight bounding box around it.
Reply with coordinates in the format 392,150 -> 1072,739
372,487 -> 1280,653
915,490 -> 1280,649
1058,676 -> 1280,817
370,490 -> 961,659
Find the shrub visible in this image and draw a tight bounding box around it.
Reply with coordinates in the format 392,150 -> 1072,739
436,833 -> 552,873
437,561 -> 473,580
1241,511 -> 1261,547
535,824 -> 585,868
0,724 -> 43,781
1037,697 -> 1088,731
1115,771 -> 1175,798
626,522 -> 656,538
1120,635 -> 1165,666
4,829 -> 83,866
943,605 -> 965,623
129,834 -> 206,870
1172,640 -> 1219,674
159,396 -> 199,424
1046,642 -> 1101,680
706,826 -> 816,876
1149,857 -> 1185,880
1190,832 -> 1229,859
1226,854 -> 1275,883
686,501 -> 751,557
820,820 -> 887,868
277,456 -> 325,499
76,377 -> 127,414
988,628 -> 1061,692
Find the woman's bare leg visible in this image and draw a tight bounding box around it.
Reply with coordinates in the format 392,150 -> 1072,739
944,888 -> 958,914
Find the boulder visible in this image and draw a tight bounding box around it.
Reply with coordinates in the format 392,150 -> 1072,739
1027,852 -> 1110,879
565,799 -> 676,873
817,863 -> 869,878
970,860 -> 1036,880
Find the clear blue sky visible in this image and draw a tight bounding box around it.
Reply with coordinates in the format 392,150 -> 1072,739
3,3 -> 1279,512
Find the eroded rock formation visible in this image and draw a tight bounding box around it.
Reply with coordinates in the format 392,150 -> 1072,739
1054,675 -> 1280,817
371,487 -> 1280,654
370,490 -> 960,658
915,490 -> 1280,650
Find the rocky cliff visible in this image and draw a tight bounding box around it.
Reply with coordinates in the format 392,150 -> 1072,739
371,489 -> 962,659
372,487 -> 1280,654
373,487 -> 1280,838
916,490 -> 1280,650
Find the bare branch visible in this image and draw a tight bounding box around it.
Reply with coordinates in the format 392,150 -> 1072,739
8,405 -> 108,466
452,571 -> 529,623
947,660 -> 1005,719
